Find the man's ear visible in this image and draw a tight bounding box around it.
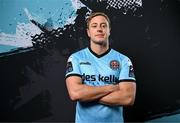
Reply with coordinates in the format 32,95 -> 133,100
109,28 -> 111,36
87,29 -> 90,37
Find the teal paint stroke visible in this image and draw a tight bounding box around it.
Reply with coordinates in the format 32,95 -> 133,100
0,0 -> 77,34
0,0 -> 85,54
0,44 -> 17,53
145,113 -> 180,122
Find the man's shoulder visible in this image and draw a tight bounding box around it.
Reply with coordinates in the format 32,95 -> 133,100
70,47 -> 88,58
111,48 -> 128,59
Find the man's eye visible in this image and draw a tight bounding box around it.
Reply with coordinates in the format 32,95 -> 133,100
91,25 -> 97,28
102,24 -> 107,28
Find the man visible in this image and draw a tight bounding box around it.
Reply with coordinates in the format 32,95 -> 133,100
65,12 -> 136,123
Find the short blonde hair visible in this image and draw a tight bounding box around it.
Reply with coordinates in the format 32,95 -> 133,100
86,12 -> 111,29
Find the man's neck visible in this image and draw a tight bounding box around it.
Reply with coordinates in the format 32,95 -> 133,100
90,42 -> 109,55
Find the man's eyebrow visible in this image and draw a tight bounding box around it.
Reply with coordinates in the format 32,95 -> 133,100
90,22 -> 107,25
91,23 -> 97,25
101,22 -> 107,24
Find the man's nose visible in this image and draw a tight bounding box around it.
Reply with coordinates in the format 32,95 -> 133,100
97,26 -> 103,32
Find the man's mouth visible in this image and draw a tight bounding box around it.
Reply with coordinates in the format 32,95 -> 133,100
95,34 -> 104,37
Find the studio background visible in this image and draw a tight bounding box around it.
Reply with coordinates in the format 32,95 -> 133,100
0,0 -> 180,122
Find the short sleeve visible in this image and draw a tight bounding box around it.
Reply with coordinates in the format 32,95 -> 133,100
65,55 -> 82,79
119,57 -> 136,82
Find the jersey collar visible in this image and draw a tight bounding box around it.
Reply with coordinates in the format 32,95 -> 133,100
88,46 -> 111,58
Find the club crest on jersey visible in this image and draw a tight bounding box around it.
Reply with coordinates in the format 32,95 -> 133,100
110,60 -> 120,70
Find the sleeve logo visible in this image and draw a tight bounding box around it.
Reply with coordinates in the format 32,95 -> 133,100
66,56 -> 73,74
66,61 -> 73,73
129,65 -> 135,78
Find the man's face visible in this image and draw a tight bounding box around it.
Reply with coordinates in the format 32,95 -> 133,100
87,15 -> 110,45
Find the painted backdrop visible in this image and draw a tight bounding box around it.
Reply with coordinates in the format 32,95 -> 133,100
0,0 -> 180,122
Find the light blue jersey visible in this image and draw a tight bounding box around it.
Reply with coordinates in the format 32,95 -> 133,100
65,47 -> 136,123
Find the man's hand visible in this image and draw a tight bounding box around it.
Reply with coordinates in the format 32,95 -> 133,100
99,82 -> 136,106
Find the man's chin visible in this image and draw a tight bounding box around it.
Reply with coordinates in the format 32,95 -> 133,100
93,40 -> 106,45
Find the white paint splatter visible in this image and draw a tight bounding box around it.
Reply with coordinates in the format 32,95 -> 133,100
70,0 -> 86,10
65,0 -> 90,26
0,22 -> 42,47
64,15 -> 77,26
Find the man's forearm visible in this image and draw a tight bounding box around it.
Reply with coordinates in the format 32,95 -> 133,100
71,84 -> 119,102
98,90 -> 128,106
98,84 -> 136,106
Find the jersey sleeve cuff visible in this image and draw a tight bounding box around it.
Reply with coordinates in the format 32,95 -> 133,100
119,79 -> 136,83
65,74 -> 82,79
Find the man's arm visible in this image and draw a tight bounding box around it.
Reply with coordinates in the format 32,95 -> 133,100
66,76 -> 119,102
98,81 -> 136,106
